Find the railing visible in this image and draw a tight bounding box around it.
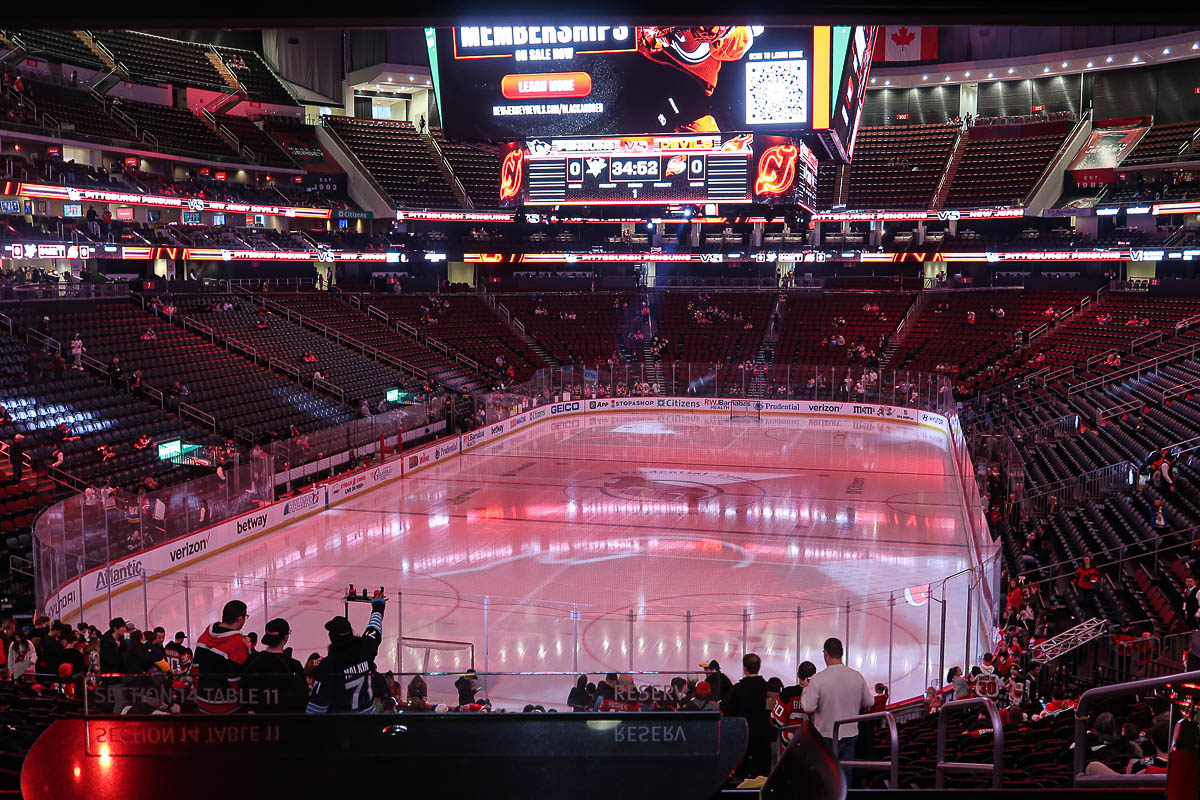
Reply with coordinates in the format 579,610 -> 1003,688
1068,339 -> 1200,397
226,338 -> 258,363
1022,461 -> 1133,514
181,316 -> 214,342
40,111 -> 60,138
248,297 -> 426,381
233,425 -> 256,445
179,403 -> 216,432
1073,670 -> 1200,787
313,376 -> 345,402
832,711 -> 899,788
1024,108 -> 1092,206
427,133 -> 474,209
935,698 -> 1003,789
269,357 -> 301,382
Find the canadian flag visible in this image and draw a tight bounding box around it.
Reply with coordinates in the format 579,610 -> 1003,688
873,26 -> 938,63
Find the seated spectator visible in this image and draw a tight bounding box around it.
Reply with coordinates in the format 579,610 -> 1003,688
140,328 -> 157,341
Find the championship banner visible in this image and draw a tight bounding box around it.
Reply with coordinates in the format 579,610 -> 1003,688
1066,119 -> 1150,187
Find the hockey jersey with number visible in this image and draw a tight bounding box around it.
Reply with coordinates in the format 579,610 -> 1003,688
770,684 -> 809,751
972,664 -> 1000,700
307,603 -> 384,714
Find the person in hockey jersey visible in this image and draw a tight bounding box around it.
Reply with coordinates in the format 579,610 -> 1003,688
307,591 -> 386,714
971,653 -> 1000,701
771,661 -> 817,753
195,600 -> 250,714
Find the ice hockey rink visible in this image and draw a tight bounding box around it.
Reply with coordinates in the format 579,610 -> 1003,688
113,411 -> 984,707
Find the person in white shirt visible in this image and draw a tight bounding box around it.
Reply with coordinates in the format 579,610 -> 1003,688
801,637 -> 874,783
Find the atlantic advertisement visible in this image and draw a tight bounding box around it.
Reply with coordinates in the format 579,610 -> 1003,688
43,397 -> 951,620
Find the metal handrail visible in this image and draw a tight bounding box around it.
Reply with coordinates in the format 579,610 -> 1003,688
1073,669 -> 1200,787
935,698 -> 1003,790
179,403 -> 216,431
832,711 -> 899,788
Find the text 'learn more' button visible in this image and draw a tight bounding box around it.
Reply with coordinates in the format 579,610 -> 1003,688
500,72 -> 593,100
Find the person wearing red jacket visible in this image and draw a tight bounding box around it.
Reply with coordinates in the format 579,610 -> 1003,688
194,600 -> 250,713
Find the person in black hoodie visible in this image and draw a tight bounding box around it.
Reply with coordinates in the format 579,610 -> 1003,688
720,653 -> 772,778
242,618 -> 308,713
567,674 -> 593,711
98,617 -> 128,674
307,592 -> 386,714
700,658 -> 735,702
455,669 -> 480,706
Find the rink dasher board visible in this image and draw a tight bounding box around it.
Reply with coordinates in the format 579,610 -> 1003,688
41,398 -> 956,621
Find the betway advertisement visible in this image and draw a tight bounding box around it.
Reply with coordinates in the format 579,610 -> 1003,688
43,396 -> 954,620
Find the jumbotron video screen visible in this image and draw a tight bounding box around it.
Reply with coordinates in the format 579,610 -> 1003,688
428,25 -> 876,162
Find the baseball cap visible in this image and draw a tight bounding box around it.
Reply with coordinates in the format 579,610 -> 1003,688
325,616 -> 353,641
695,681 -> 712,698
262,618 -> 290,647
173,631 -> 186,640
700,659 -> 720,670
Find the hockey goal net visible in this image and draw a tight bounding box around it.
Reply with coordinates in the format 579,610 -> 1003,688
399,636 -> 475,673
730,401 -> 762,420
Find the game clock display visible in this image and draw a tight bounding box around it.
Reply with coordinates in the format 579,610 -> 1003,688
498,132 -> 816,209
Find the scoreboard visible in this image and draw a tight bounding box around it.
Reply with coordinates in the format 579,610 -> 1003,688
499,133 -> 816,208
429,24 -> 876,164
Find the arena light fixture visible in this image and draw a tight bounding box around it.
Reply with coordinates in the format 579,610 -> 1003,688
1132,55 -> 1141,62
922,74 -> 928,80
1086,61 -> 1094,68
1007,67 -> 1015,74
884,79 -> 891,86
964,71 -> 971,78
1162,47 -> 1171,55
1043,66 -> 1051,73
1061,61 -> 1068,67
986,72 -> 994,78
870,77 -> 876,83
409,75 -> 416,81
944,75 -> 951,81
1106,56 -> 1114,63
1193,43 -> 1199,50
387,76 -> 393,82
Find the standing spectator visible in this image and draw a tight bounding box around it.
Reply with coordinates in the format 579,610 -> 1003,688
7,630 -> 34,679
700,659 -> 735,701
720,653 -> 772,778
98,617 -> 127,674
307,591 -> 386,714
70,333 -> 85,369
455,669 -> 481,706
802,637 -> 874,782
567,675 -> 593,711
772,660 -> 818,752
7,434 -> 25,485
194,600 -> 250,713
241,618 -> 308,712
1074,555 -> 1101,616
1184,574 -> 1199,630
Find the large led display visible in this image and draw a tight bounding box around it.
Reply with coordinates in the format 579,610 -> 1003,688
432,25 -> 872,149
497,132 -> 816,209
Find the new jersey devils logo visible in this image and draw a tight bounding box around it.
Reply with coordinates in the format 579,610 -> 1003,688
754,144 -> 798,196
499,149 -> 523,202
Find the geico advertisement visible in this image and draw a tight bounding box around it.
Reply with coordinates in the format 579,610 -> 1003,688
43,395 -> 963,617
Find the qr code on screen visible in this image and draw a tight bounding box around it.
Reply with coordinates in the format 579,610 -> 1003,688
745,60 -> 808,126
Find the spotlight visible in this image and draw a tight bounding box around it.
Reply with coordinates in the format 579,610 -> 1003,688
1163,47 -> 1171,55
1086,61 -> 1094,68
987,72 -> 994,78
1061,61 -> 1068,68
1105,56 -> 1114,63
1007,67 -> 1015,74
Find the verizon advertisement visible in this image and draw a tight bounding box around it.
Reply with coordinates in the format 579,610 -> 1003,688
42,397 -> 954,620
